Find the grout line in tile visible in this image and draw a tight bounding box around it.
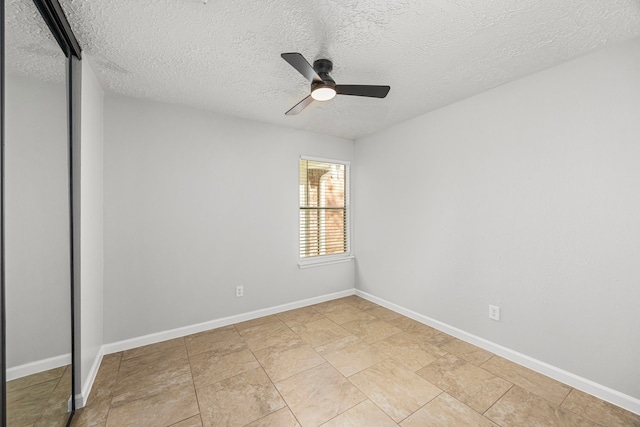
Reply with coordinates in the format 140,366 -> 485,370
240,331 -> 289,420
482,383 -> 514,417
318,397 -> 374,427
558,386 -> 574,408
185,346 -> 203,425
556,388 -> 611,427
102,396 -> 113,427
254,344 -> 302,427
396,391 -> 443,425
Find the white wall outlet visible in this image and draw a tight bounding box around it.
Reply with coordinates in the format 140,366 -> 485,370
489,305 -> 500,321
236,286 -> 244,298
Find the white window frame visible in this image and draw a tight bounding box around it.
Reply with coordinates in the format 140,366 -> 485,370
298,156 -> 353,269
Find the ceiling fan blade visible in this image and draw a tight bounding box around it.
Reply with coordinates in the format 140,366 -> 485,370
335,85 -> 390,98
281,53 -> 322,83
285,95 -> 314,115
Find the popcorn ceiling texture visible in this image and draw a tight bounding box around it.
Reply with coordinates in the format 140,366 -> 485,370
5,0 -> 66,85
34,1 -> 640,138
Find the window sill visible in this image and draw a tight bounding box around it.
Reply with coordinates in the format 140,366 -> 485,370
298,256 -> 355,269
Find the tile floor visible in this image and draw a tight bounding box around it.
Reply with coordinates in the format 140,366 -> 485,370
70,296 -> 640,427
7,364 -> 72,426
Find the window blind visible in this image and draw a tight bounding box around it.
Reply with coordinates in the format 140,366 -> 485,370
299,159 -> 348,258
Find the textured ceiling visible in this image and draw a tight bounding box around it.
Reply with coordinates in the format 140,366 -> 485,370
5,0 -> 66,84
44,1 -> 640,138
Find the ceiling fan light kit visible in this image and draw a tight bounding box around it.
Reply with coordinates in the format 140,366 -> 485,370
311,86 -> 336,101
281,52 -> 390,115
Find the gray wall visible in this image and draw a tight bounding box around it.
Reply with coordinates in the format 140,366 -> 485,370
76,58 -> 105,396
4,75 -> 71,368
103,95 -> 355,343
354,37 -> 640,399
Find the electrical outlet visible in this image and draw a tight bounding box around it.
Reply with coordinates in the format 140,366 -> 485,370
489,305 -> 500,321
236,286 -> 244,298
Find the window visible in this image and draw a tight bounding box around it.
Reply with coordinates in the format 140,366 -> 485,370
299,157 -> 350,265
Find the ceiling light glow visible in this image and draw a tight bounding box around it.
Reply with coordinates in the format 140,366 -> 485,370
311,86 -> 337,101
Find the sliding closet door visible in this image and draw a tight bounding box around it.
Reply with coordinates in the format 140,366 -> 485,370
2,0 -> 77,425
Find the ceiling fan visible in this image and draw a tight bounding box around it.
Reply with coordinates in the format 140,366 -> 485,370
281,52 -> 390,115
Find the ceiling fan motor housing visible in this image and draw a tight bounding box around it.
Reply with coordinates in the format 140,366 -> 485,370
312,79 -> 335,90
313,58 -> 333,74
312,59 -> 336,92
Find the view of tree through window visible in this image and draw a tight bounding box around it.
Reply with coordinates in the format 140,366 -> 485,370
299,159 -> 348,259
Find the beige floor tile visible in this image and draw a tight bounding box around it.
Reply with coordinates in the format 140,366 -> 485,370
485,386 -> 596,427
312,300 -> 354,314
245,407 -> 301,427
367,306 -> 403,321
253,339 -> 325,383
60,364 -> 72,383
277,306 -> 326,327
349,359 -> 441,423
72,419 -> 106,427
321,399 -> 398,427
7,379 -> 58,426
170,414 -> 203,427
234,315 -> 282,334
92,353 -> 122,389
276,362 -> 366,427
323,306 -> 377,325
99,352 -> 123,373
417,354 -> 512,413
35,367 -> 73,427
373,332 -> 446,371
481,356 -> 571,405
114,345 -> 190,396
417,332 -> 456,347
197,368 -> 285,427
403,327 -> 456,347
341,296 -> 380,311
70,306 -> 640,427
184,325 -> 247,358
7,366 -> 67,394
122,337 -> 185,360
35,406 -> 71,426
107,373 -> 199,427
291,318 -> 353,348
87,367 -> 117,405
239,320 -> 300,352
111,370 -> 193,403
561,388 -> 640,426
118,344 -> 187,371
441,338 -> 493,365
341,319 -> 402,343
401,393 -> 497,427
316,336 -> 389,377
70,392 -> 112,427
386,317 -> 435,334
5,365 -> 72,427
234,315 -> 287,336
190,348 -> 260,388
386,318 -> 455,346
38,407 -> 73,427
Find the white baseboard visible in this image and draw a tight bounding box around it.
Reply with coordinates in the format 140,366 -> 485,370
102,288 -> 355,355
355,290 -> 640,416
75,347 -> 105,408
74,289 -> 355,405
6,353 -> 72,382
